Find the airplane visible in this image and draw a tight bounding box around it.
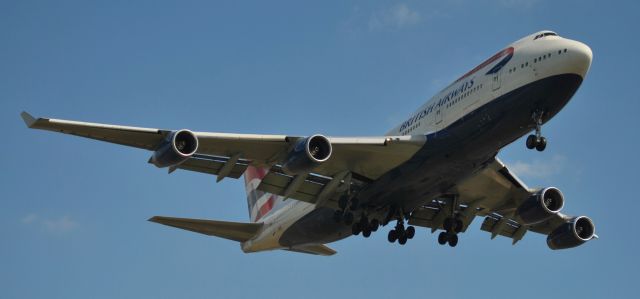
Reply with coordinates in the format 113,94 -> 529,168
21,30 -> 597,256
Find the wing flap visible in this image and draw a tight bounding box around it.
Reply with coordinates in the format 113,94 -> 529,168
171,154 -> 250,179
149,216 -> 262,242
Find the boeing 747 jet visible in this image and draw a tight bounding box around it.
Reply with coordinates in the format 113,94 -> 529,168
22,30 -> 596,255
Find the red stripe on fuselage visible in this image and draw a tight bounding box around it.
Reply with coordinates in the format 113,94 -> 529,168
455,47 -> 514,82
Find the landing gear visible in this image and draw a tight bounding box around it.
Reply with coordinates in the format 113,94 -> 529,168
526,110 -> 547,152
436,194 -> 463,248
387,219 -> 415,245
333,195 -> 358,225
437,225 -> 459,247
443,217 -> 463,233
351,214 -> 380,238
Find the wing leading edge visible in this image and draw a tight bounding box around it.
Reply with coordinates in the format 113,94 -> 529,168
21,112 -> 425,204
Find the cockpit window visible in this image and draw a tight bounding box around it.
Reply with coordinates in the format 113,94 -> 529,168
534,32 -> 558,40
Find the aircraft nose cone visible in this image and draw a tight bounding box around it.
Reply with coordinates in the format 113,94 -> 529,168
569,41 -> 593,78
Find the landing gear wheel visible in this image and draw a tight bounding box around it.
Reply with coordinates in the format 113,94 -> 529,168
388,230 -> 398,243
536,137 -> 547,152
332,210 -> 342,223
526,134 -> 537,149
438,232 -> 448,245
370,219 -> 380,232
352,223 -> 362,236
405,226 -> 415,239
343,212 -> 354,225
448,233 -> 459,247
454,219 -> 464,233
398,235 -> 408,245
362,228 -> 372,238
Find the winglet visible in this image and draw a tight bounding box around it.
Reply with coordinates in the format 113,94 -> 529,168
20,111 -> 37,128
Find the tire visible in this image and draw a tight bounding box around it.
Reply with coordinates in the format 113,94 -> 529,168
398,235 -> 408,245
448,233 -> 458,247
388,230 -> 398,243
344,212 -> 354,225
370,219 -> 380,232
352,223 -> 361,236
526,134 -> 537,149
362,228 -> 371,238
536,137 -> 547,152
406,226 -> 416,239
438,232 -> 448,245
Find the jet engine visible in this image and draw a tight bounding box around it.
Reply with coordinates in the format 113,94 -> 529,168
282,135 -> 332,175
150,129 -> 199,168
516,187 -> 564,225
547,216 -> 596,250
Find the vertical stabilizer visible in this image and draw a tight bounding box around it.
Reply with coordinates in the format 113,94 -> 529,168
244,166 -> 280,222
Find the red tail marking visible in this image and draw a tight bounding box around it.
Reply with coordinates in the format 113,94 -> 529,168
255,195 -> 276,221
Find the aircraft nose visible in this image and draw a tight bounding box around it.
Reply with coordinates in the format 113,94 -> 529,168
567,41 -> 593,78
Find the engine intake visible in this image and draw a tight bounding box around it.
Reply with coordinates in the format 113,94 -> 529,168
547,216 -> 596,250
517,187 -> 564,225
282,134 -> 332,175
150,129 -> 199,168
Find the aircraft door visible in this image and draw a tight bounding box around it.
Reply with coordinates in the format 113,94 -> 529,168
435,105 -> 443,127
491,69 -> 502,91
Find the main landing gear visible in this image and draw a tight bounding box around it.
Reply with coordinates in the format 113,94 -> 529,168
526,110 -> 547,152
333,196 -> 382,238
332,195 -> 358,225
351,215 -> 380,238
438,216 -> 462,247
387,220 -> 415,245
386,210 -> 416,245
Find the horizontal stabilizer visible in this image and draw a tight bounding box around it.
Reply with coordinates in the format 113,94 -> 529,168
285,244 -> 337,256
149,216 -> 262,242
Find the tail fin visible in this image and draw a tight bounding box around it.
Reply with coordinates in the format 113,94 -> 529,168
244,166 -> 282,222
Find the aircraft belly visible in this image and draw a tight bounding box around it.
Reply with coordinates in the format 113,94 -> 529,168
279,208 -> 351,247
361,73 -> 584,209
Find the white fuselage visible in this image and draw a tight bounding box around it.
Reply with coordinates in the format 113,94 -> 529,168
242,31 -> 592,253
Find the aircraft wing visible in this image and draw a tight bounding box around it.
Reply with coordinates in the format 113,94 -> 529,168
21,112 -> 425,196
409,157 -> 596,245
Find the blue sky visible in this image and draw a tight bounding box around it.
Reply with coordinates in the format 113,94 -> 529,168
1,1 -> 638,298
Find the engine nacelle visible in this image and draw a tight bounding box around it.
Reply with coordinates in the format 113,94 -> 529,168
516,187 -> 564,225
282,134 -> 332,175
547,216 -> 596,250
150,129 -> 198,168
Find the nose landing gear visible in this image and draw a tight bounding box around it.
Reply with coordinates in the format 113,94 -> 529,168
526,110 -> 547,152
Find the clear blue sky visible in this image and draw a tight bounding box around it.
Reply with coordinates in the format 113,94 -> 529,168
2,1 -> 638,298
